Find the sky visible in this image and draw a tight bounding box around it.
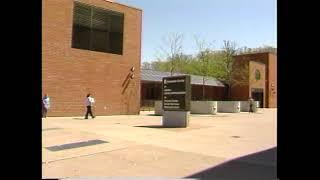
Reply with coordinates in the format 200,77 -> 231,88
116,0 -> 277,63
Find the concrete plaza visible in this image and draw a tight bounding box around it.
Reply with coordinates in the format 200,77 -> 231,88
42,109 -> 277,179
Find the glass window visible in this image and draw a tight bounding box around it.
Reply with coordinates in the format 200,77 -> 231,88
72,2 -> 124,55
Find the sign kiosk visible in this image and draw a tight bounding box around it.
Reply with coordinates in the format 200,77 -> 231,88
162,75 -> 191,127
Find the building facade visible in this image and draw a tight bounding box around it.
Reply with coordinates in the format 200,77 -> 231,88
231,52 -> 277,108
140,70 -> 226,108
140,52 -> 277,109
42,0 -> 142,116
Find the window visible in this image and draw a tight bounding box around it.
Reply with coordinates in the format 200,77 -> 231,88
72,2 -> 124,55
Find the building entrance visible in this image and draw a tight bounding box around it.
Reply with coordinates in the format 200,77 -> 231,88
251,88 -> 264,108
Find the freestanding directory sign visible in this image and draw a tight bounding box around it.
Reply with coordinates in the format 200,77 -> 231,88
162,75 -> 191,127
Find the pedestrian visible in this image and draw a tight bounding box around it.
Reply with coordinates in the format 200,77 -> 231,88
248,97 -> 254,113
42,94 -> 50,118
85,93 -> 95,119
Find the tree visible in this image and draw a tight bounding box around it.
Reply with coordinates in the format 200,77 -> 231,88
237,45 -> 276,55
157,33 -> 184,76
254,45 -> 276,53
194,36 -> 214,100
141,62 -> 152,70
151,38 -> 260,101
217,40 -> 249,99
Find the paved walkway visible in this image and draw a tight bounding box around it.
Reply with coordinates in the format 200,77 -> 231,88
42,109 -> 277,179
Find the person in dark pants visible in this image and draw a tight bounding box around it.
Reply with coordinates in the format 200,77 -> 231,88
248,97 -> 254,113
85,93 -> 95,119
42,94 -> 50,118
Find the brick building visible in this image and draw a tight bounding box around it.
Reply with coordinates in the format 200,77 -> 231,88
140,70 -> 226,107
140,52 -> 277,109
42,0 -> 142,116
231,52 -> 277,108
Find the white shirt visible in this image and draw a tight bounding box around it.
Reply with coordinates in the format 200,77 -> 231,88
43,97 -> 50,109
85,97 -> 95,106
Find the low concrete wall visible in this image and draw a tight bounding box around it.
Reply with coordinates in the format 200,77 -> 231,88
191,101 -> 217,114
155,101 -> 218,115
240,101 -> 259,112
154,101 -> 164,115
217,101 -> 241,113
157,101 -> 246,114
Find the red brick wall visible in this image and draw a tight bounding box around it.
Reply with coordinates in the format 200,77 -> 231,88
191,85 -> 225,100
230,56 -> 249,101
42,0 -> 142,116
268,53 -> 277,108
232,52 -> 277,108
230,85 -> 249,100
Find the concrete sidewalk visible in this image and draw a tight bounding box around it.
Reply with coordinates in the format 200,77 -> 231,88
42,109 -> 277,179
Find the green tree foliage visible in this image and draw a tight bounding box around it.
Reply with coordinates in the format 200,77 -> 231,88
142,34 -> 275,99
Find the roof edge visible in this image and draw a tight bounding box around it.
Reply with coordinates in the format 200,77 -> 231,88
141,69 -> 225,87
101,0 -> 142,11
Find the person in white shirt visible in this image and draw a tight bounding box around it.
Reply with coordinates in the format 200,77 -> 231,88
85,93 -> 95,119
42,94 -> 50,118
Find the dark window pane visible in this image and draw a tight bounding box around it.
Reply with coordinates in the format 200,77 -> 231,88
72,26 -> 91,49
73,3 -> 91,28
91,29 -> 109,52
109,32 -> 123,55
110,14 -> 124,33
91,7 -> 110,52
72,2 -> 124,55
91,7 -> 110,31
72,2 -> 91,50
109,14 -> 124,54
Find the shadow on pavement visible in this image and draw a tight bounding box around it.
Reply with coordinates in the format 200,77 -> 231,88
73,118 -> 86,120
144,114 -> 162,116
134,125 -> 184,129
143,114 -> 230,117
185,147 -> 277,180
190,114 -> 229,117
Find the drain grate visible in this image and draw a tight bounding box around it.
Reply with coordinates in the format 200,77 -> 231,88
42,128 -> 62,131
46,139 -> 108,151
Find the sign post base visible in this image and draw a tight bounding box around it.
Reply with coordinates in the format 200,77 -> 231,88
162,111 -> 190,128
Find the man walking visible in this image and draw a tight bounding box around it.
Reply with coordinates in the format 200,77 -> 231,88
85,93 -> 95,119
248,97 -> 254,113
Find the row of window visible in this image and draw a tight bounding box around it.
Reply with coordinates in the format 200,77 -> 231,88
72,2 -> 124,55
